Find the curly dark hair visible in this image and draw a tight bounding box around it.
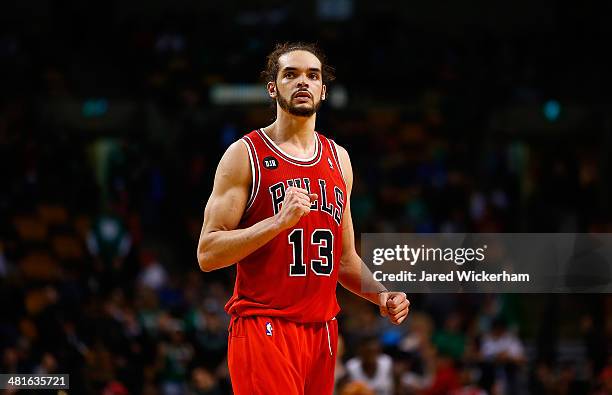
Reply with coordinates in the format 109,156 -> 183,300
262,42 -> 336,86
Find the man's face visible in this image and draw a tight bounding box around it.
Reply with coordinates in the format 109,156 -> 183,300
270,50 -> 327,117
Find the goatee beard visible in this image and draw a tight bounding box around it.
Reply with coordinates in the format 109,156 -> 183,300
277,93 -> 321,117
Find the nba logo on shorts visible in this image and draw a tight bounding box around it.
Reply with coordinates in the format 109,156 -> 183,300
265,322 -> 273,336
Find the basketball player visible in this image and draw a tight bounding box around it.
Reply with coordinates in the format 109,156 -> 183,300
197,42 -> 410,395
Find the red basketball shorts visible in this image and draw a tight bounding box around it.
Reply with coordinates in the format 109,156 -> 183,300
227,315 -> 338,395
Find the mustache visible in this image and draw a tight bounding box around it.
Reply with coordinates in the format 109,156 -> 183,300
292,89 -> 312,99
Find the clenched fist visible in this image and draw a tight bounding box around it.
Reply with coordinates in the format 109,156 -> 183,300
378,291 -> 410,325
274,187 -> 318,230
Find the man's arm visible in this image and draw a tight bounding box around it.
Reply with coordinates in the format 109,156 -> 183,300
335,143 -> 410,325
197,141 -> 316,272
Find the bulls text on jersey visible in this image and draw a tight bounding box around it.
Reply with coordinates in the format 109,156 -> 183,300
268,177 -> 345,225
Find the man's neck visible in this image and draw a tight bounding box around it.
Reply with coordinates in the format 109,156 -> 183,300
265,110 -> 317,151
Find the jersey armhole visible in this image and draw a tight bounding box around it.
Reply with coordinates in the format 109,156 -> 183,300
241,137 -> 260,211
327,139 -> 347,189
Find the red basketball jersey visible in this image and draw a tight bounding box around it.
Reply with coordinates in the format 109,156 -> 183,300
224,129 -> 347,323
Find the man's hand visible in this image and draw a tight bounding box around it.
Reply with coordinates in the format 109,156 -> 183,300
378,291 -> 410,325
275,187 -> 318,230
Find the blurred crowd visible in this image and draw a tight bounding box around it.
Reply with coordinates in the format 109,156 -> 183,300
1,1 -> 612,394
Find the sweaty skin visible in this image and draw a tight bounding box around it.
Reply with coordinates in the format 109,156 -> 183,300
197,49 -> 409,325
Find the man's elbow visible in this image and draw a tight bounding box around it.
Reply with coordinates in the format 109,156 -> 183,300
197,251 -> 214,272
197,231 -> 231,272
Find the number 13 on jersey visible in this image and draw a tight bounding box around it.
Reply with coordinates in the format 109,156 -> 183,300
288,228 -> 334,276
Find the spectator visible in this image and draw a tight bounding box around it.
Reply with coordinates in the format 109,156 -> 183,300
346,337 -> 394,395
398,356 -> 429,393
157,320 -> 194,395
138,249 -> 168,291
480,318 -> 526,394
87,212 -> 132,267
87,210 -> 133,293
432,312 -> 465,361
420,344 -> 461,395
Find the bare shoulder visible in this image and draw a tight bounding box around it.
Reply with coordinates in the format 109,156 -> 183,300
214,140 -> 251,188
203,139 -> 251,229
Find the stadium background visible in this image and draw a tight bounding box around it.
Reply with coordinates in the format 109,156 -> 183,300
1,1 -> 610,394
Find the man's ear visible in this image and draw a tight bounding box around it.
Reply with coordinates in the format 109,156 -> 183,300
321,84 -> 327,100
267,81 -> 277,98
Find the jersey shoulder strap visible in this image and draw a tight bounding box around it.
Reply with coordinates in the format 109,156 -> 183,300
317,132 -> 347,188
239,130 -> 263,211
